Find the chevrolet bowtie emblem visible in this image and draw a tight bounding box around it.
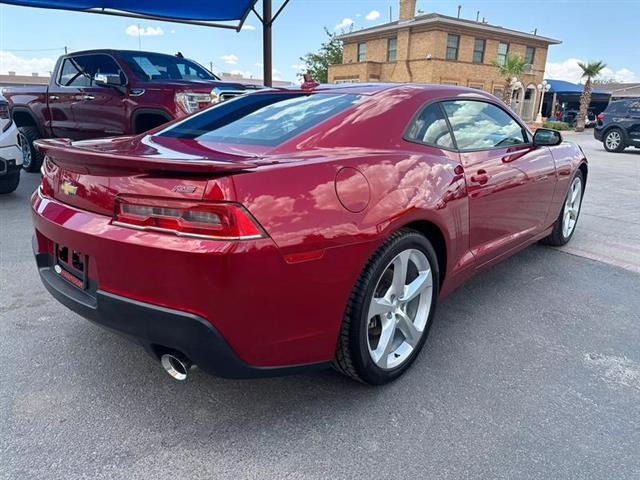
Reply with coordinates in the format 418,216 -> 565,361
61,181 -> 78,196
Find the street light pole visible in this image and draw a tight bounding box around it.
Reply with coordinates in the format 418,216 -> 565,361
535,80 -> 550,123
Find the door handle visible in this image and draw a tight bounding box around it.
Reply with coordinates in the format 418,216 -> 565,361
470,169 -> 489,185
82,94 -> 95,101
49,95 -> 60,101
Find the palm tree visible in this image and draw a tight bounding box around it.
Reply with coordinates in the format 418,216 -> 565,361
576,60 -> 607,132
492,54 -> 527,104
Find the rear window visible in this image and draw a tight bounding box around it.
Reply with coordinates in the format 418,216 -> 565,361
607,100 -> 640,114
159,92 -> 363,146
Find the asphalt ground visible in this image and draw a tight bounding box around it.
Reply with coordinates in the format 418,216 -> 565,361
1,131 -> 638,479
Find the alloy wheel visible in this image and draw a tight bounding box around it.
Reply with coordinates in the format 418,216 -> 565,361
562,177 -> 582,238
366,248 -> 433,370
605,131 -> 621,151
20,133 -> 32,169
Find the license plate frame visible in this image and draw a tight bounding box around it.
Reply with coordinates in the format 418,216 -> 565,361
53,243 -> 89,290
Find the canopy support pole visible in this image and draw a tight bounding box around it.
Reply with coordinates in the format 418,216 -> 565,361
262,0 -> 272,87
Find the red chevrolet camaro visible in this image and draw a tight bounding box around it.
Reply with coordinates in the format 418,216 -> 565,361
31,83 -> 587,385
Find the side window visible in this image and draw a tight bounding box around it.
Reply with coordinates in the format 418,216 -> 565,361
442,100 -> 527,150
59,57 -> 92,87
405,103 -> 455,149
93,55 -> 124,83
59,55 -> 123,87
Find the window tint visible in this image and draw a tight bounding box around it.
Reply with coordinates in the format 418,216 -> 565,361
446,34 -> 460,60
120,52 -> 216,81
524,46 -> 535,65
387,38 -> 397,62
357,43 -> 367,62
59,54 -> 124,87
442,100 -> 527,150
160,93 -> 362,147
473,39 -> 485,63
405,103 -> 454,149
497,42 -> 509,66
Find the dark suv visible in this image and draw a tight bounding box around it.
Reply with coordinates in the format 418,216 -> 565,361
594,99 -> 640,152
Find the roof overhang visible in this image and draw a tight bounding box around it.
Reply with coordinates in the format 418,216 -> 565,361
339,14 -> 561,46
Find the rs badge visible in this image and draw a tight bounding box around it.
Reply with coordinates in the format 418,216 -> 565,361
61,181 -> 78,196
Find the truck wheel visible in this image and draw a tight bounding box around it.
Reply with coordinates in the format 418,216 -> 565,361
18,126 -> 44,172
0,171 -> 20,194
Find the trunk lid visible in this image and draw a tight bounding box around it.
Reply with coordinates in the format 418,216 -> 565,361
36,135 -> 258,216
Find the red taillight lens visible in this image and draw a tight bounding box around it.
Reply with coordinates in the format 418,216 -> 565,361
113,196 -> 265,240
596,113 -> 605,121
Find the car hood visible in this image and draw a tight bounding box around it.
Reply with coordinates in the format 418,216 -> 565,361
136,79 -> 262,92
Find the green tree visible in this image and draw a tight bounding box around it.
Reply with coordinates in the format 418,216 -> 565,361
298,28 -> 344,83
576,60 -> 607,132
492,54 -> 527,104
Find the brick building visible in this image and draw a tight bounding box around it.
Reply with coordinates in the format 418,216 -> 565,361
328,0 -> 561,121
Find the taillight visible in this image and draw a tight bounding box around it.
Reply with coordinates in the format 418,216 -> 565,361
113,196 -> 265,241
596,113 -> 605,122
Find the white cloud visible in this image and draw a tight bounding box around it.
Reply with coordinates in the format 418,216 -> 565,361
365,10 -> 380,21
546,58 -> 639,83
125,25 -> 164,37
291,64 -> 305,71
241,24 -> 256,31
221,54 -> 239,65
335,18 -> 354,31
255,62 -> 263,68
0,50 -> 56,76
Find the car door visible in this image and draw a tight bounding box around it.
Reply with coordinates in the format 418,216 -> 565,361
48,56 -> 89,139
441,99 -> 557,264
71,54 -> 129,139
626,101 -> 640,145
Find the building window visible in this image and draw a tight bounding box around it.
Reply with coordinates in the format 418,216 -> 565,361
442,81 -> 458,86
493,86 -> 505,98
335,78 -> 360,84
525,46 -> 535,65
497,42 -> 509,66
387,38 -> 397,62
473,39 -> 485,63
357,42 -> 366,62
446,34 -> 460,60
469,82 -> 484,90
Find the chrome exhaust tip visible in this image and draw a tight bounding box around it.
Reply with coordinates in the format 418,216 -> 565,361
160,353 -> 192,381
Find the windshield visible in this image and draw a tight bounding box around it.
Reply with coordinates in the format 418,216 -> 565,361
120,52 -> 218,82
159,92 -> 363,147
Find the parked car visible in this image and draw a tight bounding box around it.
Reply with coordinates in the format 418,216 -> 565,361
31,84 -> 587,385
562,109 -> 596,128
3,49 -> 261,172
0,95 -> 22,194
594,99 -> 640,152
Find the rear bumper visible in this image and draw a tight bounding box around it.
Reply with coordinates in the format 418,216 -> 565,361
31,188 -> 356,375
35,247 -> 330,379
593,127 -> 604,141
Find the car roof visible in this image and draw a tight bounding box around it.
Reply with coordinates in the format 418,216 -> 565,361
64,49 -> 187,59
276,82 -> 492,97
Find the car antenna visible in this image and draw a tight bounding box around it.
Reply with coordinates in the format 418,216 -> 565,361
301,73 -> 320,91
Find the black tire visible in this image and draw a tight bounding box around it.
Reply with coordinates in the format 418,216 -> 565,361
334,229 -> 440,385
0,171 -> 20,194
18,126 -> 44,172
603,128 -> 626,153
542,170 -> 585,246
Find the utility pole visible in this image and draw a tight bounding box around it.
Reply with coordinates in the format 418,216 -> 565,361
64,46 -> 68,54
457,5 -> 462,18
262,0 -> 272,87
138,24 -> 142,50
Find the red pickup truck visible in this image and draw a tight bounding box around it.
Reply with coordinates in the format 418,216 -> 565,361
4,49 -> 260,171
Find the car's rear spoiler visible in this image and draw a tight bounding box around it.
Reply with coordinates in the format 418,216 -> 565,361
34,138 -> 258,174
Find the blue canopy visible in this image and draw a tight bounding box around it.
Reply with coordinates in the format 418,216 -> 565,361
545,79 -> 610,98
0,0 -> 258,28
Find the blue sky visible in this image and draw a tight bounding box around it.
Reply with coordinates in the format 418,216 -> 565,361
1,0 -> 639,83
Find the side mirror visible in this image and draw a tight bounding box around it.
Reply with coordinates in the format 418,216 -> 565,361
94,73 -> 123,87
533,128 -> 562,147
